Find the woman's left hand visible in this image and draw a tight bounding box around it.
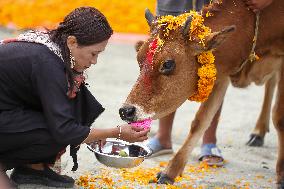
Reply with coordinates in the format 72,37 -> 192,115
119,124 -> 150,143
243,0 -> 273,12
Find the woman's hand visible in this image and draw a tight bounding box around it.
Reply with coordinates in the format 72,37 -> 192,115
83,125 -> 150,144
119,124 -> 150,143
243,0 -> 273,12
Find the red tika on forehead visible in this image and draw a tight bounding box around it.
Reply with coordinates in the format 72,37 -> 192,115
146,38 -> 158,65
143,38 -> 158,90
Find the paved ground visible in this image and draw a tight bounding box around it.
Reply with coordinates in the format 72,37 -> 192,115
0,29 -> 279,189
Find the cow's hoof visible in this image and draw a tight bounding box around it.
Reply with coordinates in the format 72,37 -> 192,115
277,180 -> 284,189
246,134 -> 264,147
156,172 -> 174,185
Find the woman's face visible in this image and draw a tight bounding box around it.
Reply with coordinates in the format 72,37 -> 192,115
68,36 -> 109,72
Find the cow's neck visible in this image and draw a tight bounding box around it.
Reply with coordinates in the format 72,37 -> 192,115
203,0 -> 259,76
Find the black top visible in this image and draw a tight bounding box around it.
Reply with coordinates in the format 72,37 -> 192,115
0,42 -> 104,145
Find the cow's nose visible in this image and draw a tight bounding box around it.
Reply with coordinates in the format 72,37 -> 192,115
119,105 -> 136,122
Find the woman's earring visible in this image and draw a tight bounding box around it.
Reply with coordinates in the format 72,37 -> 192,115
70,51 -> 76,69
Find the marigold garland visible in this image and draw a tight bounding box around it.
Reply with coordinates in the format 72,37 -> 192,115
156,11 -> 217,102
189,51 -> 217,102
157,13 -> 191,37
197,50 -> 215,64
157,11 -> 211,46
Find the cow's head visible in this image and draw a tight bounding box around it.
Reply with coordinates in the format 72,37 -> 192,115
120,9 -> 235,122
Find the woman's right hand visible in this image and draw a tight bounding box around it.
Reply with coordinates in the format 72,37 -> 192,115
119,124 -> 150,143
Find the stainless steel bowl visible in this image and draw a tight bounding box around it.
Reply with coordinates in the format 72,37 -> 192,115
87,138 -> 152,168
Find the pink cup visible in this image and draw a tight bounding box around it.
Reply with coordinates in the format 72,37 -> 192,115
130,118 -> 152,130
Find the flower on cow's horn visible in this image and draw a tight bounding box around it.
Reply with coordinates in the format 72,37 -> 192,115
156,11 -> 211,45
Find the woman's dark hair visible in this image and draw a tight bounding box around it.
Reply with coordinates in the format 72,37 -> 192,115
49,6 -> 113,88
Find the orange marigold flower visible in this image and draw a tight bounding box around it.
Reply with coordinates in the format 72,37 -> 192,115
159,161 -> 168,167
189,50 -> 217,102
198,64 -> 217,78
197,51 -> 215,65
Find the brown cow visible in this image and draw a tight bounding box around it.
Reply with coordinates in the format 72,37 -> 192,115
134,41 -> 277,147
232,55 -> 280,146
119,0 -> 284,187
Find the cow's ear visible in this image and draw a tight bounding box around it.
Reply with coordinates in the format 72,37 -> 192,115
135,41 -> 144,52
191,25 -> 235,55
204,25 -> 236,51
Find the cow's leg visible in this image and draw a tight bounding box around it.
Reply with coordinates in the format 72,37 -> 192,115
272,62 -> 284,188
247,74 -> 277,146
157,78 -> 229,184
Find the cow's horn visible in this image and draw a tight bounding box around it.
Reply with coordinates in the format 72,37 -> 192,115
145,8 -> 154,26
182,16 -> 193,37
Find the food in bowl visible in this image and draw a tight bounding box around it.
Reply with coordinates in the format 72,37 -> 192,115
118,150 -> 128,157
87,138 -> 152,168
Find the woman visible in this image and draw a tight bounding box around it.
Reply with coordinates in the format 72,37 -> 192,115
0,6 -> 149,188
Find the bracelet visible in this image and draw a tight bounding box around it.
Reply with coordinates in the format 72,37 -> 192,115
117,125 -> 122,140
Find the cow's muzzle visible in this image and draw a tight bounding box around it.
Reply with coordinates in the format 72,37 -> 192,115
119,105 -> 136,122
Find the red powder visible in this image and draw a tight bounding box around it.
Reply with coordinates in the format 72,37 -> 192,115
143,38 -> 158,90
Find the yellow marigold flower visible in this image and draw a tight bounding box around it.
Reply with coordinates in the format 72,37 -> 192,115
198,64 -> 217,78
157,13 -> 191,37
197,51 -> 215,64
159,161 -> 168,167
156,10 -> 212,48
157,36 -> 165,49
189,50 -> 217,102
206,11 -> 214,17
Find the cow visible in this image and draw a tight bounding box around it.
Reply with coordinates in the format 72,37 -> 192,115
119,0 -> 284,187
232,54 -> 280,146
135,38 -> 278,148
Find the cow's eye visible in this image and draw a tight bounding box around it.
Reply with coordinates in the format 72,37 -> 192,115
159,59 -> 175,75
